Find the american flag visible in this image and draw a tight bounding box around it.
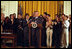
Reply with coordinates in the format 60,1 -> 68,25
18,2 -> 23,16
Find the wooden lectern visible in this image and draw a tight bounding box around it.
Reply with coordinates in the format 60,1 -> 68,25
28,24 -> 42,48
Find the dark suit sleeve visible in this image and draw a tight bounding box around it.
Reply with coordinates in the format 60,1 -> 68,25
29,17 -> 35,24
23,19 -> 28,28
13,19 -> 19,34
36,17 -> 43,24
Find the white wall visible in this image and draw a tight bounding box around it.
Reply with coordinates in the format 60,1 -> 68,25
1,1 -> 18,18
64,1 -> 71,16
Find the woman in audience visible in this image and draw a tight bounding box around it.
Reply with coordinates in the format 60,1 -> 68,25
1,13 -> 5,23
46,14 -> 53,48
13,13 -> 16,19
3,16 -> 11,32
10,14 -> 18,33
1,13 -> 5,32
1,13 -> 4,32
1,13 -> 5,46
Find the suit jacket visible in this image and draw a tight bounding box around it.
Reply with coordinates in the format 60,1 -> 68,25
29,16 -> 43,24
29,16 -> 33,20
16,18 -> 24,31
2,19 -> 11,31
23,18 -> 29,41
42,17 -> 46,29
10,18 -> 19,34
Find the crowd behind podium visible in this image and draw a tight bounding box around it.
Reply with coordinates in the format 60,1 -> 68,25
1,11 -> 71,48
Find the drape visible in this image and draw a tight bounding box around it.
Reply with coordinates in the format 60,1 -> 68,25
18,1 -> 63,20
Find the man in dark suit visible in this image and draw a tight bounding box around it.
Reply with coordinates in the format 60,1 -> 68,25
23,13 -> 30,47
52,14 -> 58,47
52,15 -> 62,48
29,11 -> 43,48
16,13 -> 24,47
41,12 -> 47,47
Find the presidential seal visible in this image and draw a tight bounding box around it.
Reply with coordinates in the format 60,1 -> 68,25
32,23 -> 37,28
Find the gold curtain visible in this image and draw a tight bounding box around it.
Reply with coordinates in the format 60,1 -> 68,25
18,1 -> 63,20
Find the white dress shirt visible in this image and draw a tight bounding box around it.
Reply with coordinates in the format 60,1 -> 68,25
64,20 -> 70,29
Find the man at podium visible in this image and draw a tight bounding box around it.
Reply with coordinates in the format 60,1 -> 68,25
29,11 -> 43,48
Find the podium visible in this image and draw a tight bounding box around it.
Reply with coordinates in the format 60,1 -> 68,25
28,24 -> 42,48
